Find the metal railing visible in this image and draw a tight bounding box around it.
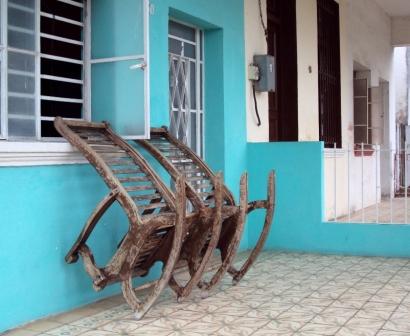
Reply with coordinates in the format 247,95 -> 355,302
324,143 -> 410,224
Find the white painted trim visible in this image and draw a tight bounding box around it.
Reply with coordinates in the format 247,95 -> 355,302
40,32 -> 84,46
40,12 -> 84,27
143,0 -> 150,139
0,0 -> 7,139
58,0 -> 83,8
40,53 -> 84,65
84,0 -> 91,121
0,141 -> 86,166
35,0 -> 41,139
90,54 -> 145,64
41,96 -> 84,103
40,74 -> 83,84
168,34 -> 196,46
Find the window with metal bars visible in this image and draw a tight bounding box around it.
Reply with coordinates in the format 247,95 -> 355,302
317,0 -> 342,148
0,0 -> 88,140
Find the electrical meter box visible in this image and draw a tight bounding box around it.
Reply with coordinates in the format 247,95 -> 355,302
253,55 -> 275,92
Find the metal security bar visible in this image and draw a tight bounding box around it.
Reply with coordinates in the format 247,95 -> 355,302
169,54 -> 191,146
325,143 -> 410,224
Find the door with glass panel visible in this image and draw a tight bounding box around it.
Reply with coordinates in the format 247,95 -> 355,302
168,20 -> 204,157
91,0 -> 149,138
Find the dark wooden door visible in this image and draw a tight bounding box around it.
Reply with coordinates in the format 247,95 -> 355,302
267,0 -> 298,142
317,0 -> 341,148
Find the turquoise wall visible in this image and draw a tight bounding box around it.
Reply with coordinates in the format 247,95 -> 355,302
0,165 -> 123,331
247,142 -> 410,257
0,0 -> 247,332
149,0 -> 248,247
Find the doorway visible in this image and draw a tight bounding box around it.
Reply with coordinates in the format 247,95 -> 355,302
168,20 -> 204,157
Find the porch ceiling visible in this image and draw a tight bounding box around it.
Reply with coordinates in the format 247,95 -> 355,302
373,0 -> 410,17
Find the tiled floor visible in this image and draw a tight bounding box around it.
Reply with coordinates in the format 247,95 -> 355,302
335,198 -> 410,224
5,251 -> 410,336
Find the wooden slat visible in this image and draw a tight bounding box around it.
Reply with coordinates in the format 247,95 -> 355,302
132,193 -> 162,201
125,184 -> 155,192
156,145 -> 178,151
105,159 -> 135,166
112,168 -> 142,174
178,167 -> 203,174
86,140 -> 113,145
139,203 -> 168,212
187,176 -> 209,182
119,176 -> 150,183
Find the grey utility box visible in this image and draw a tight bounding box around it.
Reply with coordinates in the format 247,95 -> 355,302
253,55 -> 275,92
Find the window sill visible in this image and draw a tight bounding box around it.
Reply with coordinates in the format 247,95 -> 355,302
0,141 -> 86,166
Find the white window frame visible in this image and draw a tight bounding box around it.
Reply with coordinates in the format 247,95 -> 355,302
0,0 -> 150,166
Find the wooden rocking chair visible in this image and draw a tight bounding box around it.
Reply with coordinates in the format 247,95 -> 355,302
136,127 -> 276,297
54,117 -> 223,318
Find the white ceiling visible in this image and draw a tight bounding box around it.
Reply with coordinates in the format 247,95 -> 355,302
373,0 -> 410,17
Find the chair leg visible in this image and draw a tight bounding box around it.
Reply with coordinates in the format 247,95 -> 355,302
199,172 -> 248,295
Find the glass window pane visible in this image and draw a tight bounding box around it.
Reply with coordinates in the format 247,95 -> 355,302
8,73 -> 35,94
200,113 -> 203,158
8,96 -> 35,116
8,30 -> 35,51
169,21 -> 195,41
190,61 -> 196,109
8,1 -> 36,51
200,65 -> 203,110
8,117 -> 35,137
200,31 -> 203,61
169,38 -> 182,56
0,61 -> 1,135
190,112 -> 197,153
184,43 -> 195,59
8,51 -> 35,73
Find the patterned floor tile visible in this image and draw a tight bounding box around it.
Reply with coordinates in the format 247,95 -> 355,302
252,319 -> 304,335
45,324 -> 90,336
384,316 -> 410,333
377,330 -> 410,336
339,317 -> 385,336
299,322 -> 341,335
8,252 -> 410,336
311,307 -> 357,326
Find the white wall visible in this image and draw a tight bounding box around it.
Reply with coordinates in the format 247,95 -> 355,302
324,0 -> 394,220
244,0 -> 269,142
392,16 -> 410,47
244,0 -> 320,142
394,47 -> 408,124
296,0 -> 319,141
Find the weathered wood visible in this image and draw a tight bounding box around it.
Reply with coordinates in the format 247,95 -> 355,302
54,117 -> 187,319
122,177 -> 186,319
118,176 -> 150,183
137,127 -> 276,296
230,171 -> 276,284
112,168 -> 142,174
132,193 -> 162,201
